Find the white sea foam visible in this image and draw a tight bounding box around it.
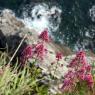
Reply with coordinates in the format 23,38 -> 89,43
22,3 -> 62,34
89,5 -> 95,22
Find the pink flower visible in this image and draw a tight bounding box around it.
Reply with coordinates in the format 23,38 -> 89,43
20,45 -> 33,64
20,42 -> 48,64
61,78 -> 74,92
61,71 -> 76,91
84,74 -> 94,88
56,52 -> 63,61
76,51 -> 86,58
76,51 -> 87,65
77,65 -> 92,80
77,66 -> 86,80
60,50 -> 94,92
78,74 -> 85,80
63,78 -> 73,87
64,71 -> 75,79
78,66 -> 86,74
39,29 -> 50,42
21,45 -> 33,58
68,58 -> 78,67
68,51 -> 87,67
34,42 -> 47,60
85,64 -> 92,72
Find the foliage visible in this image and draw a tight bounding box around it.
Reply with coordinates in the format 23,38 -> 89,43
0,50 -> 95,95
0,52 -> 49,95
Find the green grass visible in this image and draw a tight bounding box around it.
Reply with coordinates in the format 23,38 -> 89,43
0,52 -> 95,95
0,52 -> 49,95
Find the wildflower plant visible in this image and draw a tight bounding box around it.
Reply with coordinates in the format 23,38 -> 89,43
0,28 -> 95,95
60,51 -> 94,93
53,52 -> 63,75
20,29 -> 50,65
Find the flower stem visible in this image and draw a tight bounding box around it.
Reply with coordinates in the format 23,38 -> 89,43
8,34 -> 27,64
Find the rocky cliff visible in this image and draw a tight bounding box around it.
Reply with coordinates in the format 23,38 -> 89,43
0,9 -> 70,78
0,9 -> 95,94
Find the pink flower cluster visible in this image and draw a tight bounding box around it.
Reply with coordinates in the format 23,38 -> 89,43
20,45 -> 33,64
20,29 -> 94,93
61,71 -> 76,92
50,52 -> 63,66
34,42 -> 47,60
39,29 -> 50,42
56,52 -> 63,61
68,51 -> 87,68
20,29 -> 50,64
20,42 -> 47,64
21,29 -> 64,65
61,51 -> 94,92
